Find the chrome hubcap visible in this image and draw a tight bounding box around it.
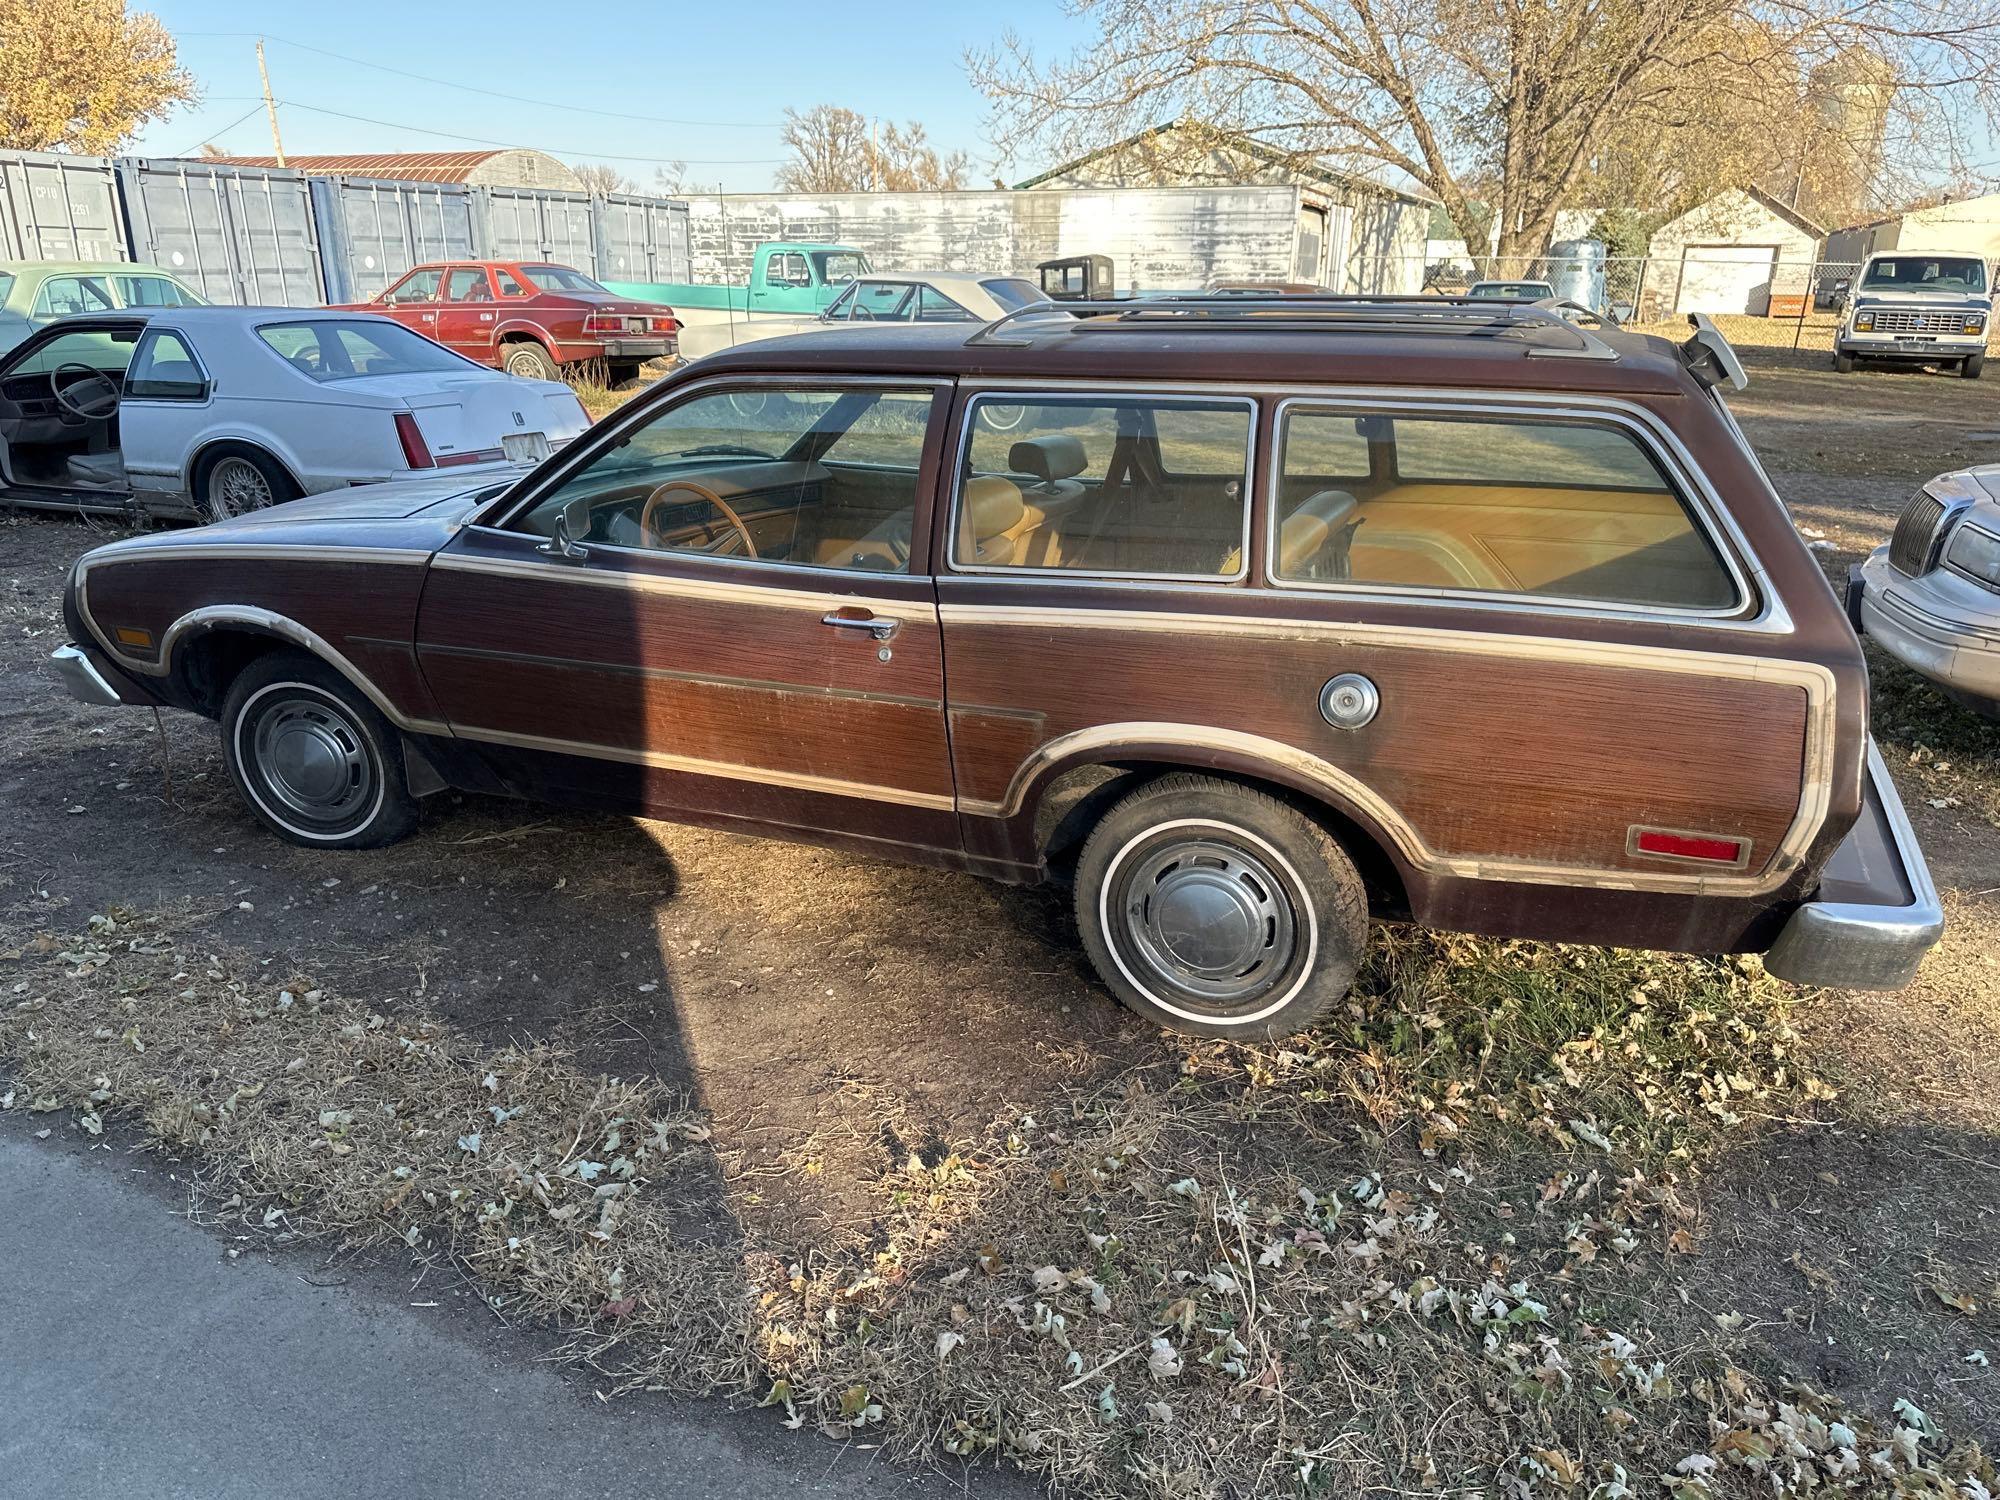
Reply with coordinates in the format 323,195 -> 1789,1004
211,457 -> 272,518
250,695 -> 373,825
1119,837 -> 1297,1007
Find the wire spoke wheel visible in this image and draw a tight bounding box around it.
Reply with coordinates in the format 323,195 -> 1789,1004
209,456 -> 274,519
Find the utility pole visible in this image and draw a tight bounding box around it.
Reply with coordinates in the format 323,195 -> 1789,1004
256,39 -> 286,166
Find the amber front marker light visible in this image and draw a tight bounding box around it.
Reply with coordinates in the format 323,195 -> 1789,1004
1628,826 -> 1750,868
113,627 -> 154,649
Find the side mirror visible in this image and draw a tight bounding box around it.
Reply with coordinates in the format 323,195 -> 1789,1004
535,508 -> 590,561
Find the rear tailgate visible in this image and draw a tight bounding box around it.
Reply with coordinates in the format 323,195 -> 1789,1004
402,377 -> 586,466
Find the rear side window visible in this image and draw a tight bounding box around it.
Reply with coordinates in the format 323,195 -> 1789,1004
1271,407 -> 1738,610
115,274 -> 201,308
259,320 -> 471,381
955,396 -> 1253,579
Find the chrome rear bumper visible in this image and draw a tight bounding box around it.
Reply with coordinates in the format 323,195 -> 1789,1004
1763,740 -> 1943,990
52,643 -> 127,706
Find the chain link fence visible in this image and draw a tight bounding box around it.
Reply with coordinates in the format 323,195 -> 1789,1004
1352,252 -> 1997,364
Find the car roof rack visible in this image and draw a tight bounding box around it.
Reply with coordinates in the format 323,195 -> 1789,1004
966,293 -> 1621,361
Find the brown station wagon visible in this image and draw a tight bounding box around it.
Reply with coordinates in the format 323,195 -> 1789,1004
52,297 -> 1942,1037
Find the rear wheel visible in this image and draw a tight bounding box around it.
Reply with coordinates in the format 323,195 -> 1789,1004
1073,775 -> 1368,1040
1963,353 -> 1985,380
1833,351 -> 1855,374
195,447 -> 298,523
502,340 -> 559,381
221,651 -> 418,849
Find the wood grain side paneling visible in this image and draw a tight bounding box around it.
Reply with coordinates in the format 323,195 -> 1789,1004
942,612 -> 1811,880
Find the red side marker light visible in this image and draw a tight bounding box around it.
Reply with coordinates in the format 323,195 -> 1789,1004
394,411 -> 434,469
1630,827 -> 1748,866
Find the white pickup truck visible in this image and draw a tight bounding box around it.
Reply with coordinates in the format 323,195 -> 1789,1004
1834,250 -> 1991,379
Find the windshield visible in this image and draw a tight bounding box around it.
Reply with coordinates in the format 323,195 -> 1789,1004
813,251 -> 869,285
980,277 -> 1048,312
520,265 -> 608,294
258,319 -> 476,381
1860,256 -> 1987,295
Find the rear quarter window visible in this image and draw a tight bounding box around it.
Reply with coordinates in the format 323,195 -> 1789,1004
1272,407 -> 1739,611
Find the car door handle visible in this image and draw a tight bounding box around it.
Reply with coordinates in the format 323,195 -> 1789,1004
822,610 -> 899,641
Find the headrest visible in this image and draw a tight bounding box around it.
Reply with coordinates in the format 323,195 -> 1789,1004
963,476 -> 1026,540
1008,433 -> 1087,484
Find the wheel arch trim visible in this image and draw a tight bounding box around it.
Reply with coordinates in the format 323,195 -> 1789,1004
153,606 -> 447,735
185,436 -> 306,500
965,723 -> 1424,876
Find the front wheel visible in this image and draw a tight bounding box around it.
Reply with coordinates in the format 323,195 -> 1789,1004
221,651 -> 419,849
1073,775 -> 1368,1040
1963,353 -> 1985,380
1833,351 -> 1855,374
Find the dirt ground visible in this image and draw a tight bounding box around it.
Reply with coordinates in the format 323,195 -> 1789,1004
3,345 -> 1997,1491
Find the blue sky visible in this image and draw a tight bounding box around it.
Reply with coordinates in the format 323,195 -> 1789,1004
130,0 -> 1093,193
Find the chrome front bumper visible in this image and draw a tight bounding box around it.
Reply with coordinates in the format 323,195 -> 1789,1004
1762,741 -> 1943,990
52,643 -> 128,706
1854,547 -> 2000,706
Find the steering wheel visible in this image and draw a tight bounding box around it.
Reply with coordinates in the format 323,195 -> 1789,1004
640,480 -> 758,559
53,363 -> 121,420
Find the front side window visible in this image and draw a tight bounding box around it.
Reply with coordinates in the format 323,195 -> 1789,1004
32,275 -> 115,319
1860,256 -> 1987,295
1271,406 -> 1738,610
8,325 -> 139,377
125,329 -> 206,398
954,396 -> 1253,578
765,253 -> 810,289
514,386 -> 935,573
383,268 -> 442,304
259,320 -> 474,381
850,282 -> 917,320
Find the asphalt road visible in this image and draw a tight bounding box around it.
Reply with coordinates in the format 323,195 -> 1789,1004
0,1123 -> 1032,1500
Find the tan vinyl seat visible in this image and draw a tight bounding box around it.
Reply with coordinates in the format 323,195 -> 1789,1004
958,475 -> 1052,567
1222,488 -> 1358,576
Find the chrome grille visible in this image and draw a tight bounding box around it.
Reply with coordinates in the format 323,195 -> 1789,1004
1888,492 -> 1949,576
1868,307 -> 1975,335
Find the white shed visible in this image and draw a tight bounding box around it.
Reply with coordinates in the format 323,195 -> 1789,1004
1824,192 -> 2000,268
1645,188 -> 1824,317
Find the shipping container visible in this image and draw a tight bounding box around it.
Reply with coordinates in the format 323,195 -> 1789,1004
0,151 -> 128,261
116,158 -> 323,305
594,193 -> 692,286
476,187 -> 597,274
311,175 -> 477,302
677,185 -> 1426,294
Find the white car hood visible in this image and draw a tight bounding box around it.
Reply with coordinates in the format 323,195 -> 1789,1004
240,473 -> 509,523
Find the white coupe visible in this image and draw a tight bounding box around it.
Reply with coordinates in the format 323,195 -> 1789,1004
0,306 -> 590,521
678,271 -> 1048,360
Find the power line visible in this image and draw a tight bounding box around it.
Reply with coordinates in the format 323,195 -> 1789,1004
181,30 -> 780,129
172,101 -> 267,156
271,100 -> 783,165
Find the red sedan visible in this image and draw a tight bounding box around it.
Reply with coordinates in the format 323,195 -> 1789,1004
334,261 -> 678,385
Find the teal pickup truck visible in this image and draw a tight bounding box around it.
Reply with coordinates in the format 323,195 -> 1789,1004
602,242 -> 871,342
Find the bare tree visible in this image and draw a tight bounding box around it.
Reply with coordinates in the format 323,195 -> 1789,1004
777,104 -> 971,192
969,0 -> 2000,259
570,162 -> 637,196
0,0 -> 195,154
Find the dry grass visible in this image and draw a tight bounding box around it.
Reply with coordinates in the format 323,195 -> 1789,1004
4,903 -> 1990,1499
